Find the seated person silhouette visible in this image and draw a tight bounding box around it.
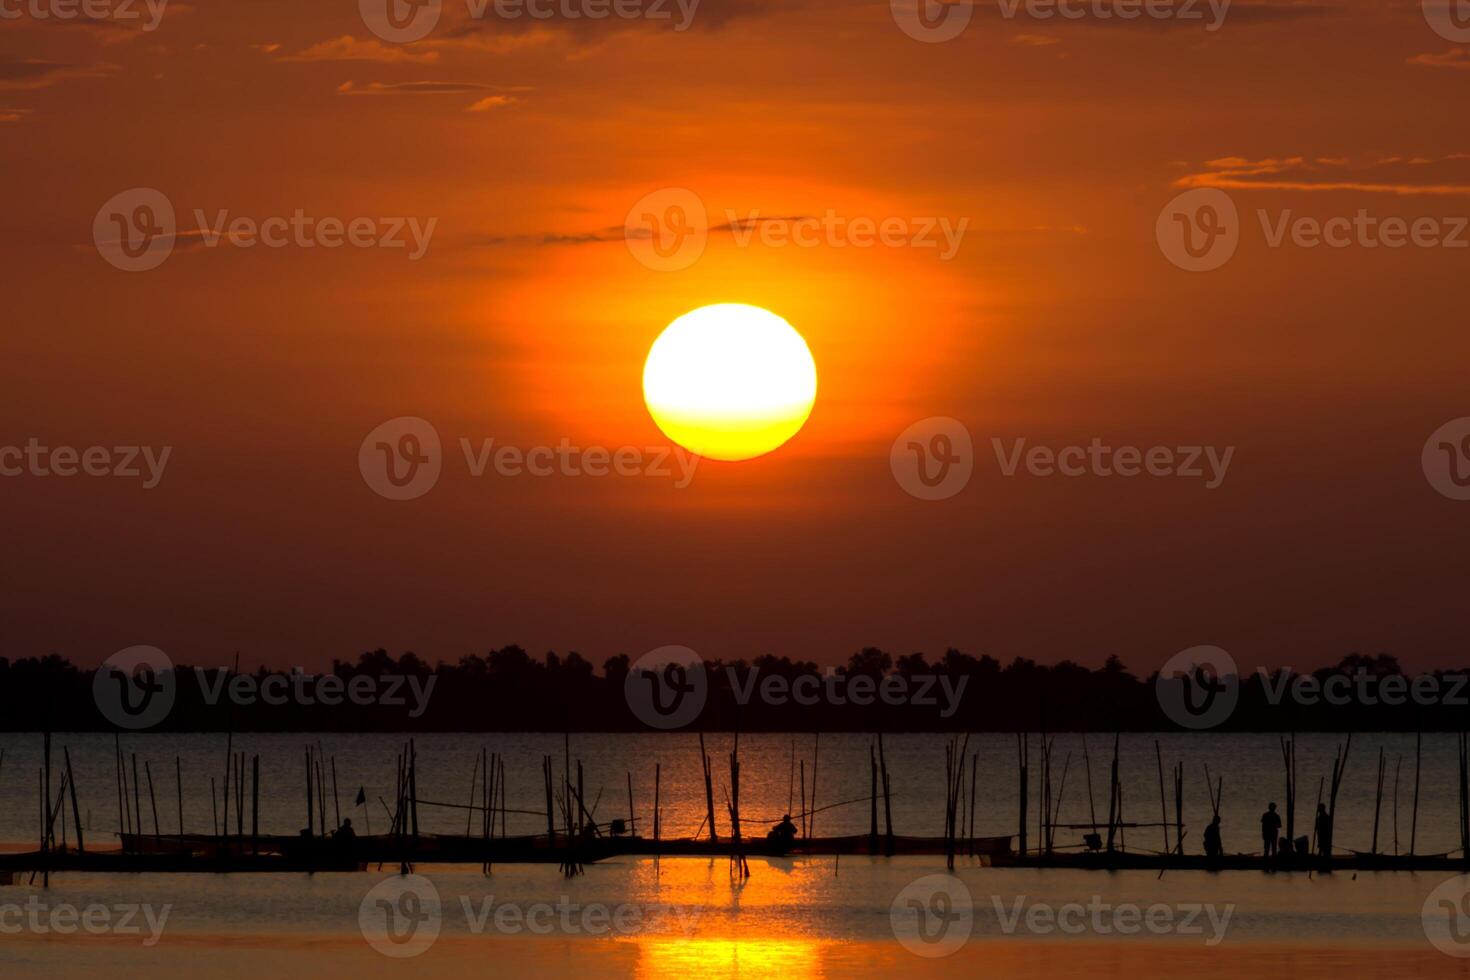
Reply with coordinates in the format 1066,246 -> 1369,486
1203,815 -> 1223,860
767,814 -> 799,850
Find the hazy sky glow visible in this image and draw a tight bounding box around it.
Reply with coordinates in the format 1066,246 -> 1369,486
2,0 -> 1468,672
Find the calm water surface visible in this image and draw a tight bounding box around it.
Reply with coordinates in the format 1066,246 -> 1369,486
1,733 -> 1467,978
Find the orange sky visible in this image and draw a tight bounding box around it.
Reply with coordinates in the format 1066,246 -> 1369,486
2,0 -> 1468,672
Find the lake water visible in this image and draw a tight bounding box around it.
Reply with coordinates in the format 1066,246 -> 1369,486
1,732 -> 1468,977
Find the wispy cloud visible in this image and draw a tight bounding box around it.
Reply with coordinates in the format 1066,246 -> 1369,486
1175,155 -> 1470,196
0,57 -> 118,91
1408,48 -> 1470,70
467,95 -> 518,111
279,36 -> 439,64
337,80 -> 499,95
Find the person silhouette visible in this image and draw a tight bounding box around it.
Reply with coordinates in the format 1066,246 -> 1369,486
767,814 -> 798,849
1203,814 -> 1223,860
1315,803 -> 1333,858
1261,802 -> 1282,860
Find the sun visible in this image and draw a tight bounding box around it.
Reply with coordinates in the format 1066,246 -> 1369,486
643,304 -> 818,462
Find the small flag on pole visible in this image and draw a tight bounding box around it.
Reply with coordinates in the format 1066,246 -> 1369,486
355,787 -> 366,806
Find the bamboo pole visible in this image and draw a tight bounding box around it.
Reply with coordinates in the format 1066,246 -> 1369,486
799,759 -> 807,839
131,754 -> 142,843
1371,747 -> 1385,856
114,737 -> 125,843
331,756 -> 341,832
305,746 -> 314,837
146,761 -> 160,840
1019,733 -> 1030,855
1155,741 -> 1169,855
64,747 -> 84,853
1411,732 -> 1422,856
700,733 -> 718,842
878,733 -> 893,854
809,732 -> 821,843
1393,753 -> 1401,856
869,744 -> 879,851
252,755 -> 260,856
1104,734 -> 1119,852
176,757 -> 184,847
467,749 -> 481,837
969,752 -> 978,855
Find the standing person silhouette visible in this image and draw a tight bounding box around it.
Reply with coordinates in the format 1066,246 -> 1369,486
1315,803 -> 1333,858
1261,802 -> 1282,860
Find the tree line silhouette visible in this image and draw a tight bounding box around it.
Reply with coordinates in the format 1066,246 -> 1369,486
0,647 -> 1459,732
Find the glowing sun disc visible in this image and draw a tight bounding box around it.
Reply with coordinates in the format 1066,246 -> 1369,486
643,304 -> 818,461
